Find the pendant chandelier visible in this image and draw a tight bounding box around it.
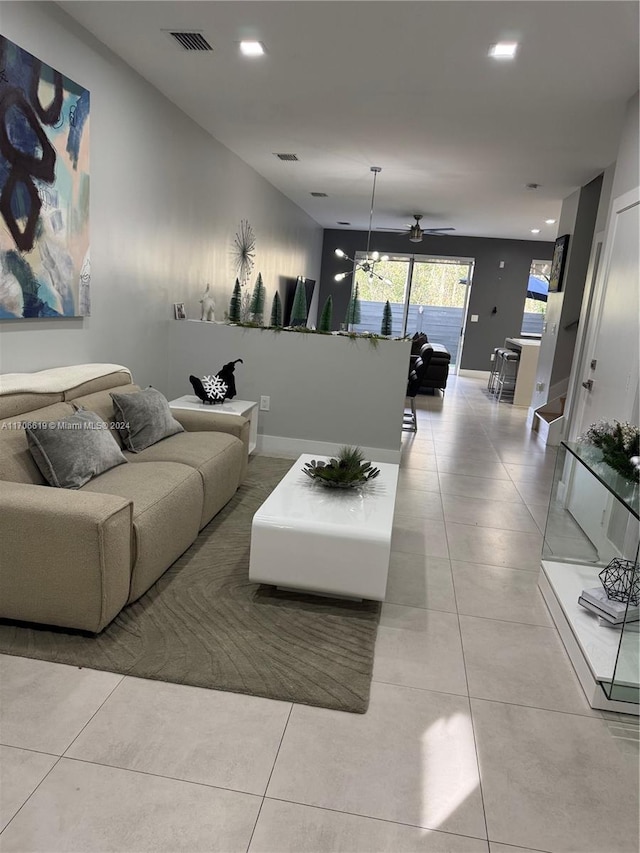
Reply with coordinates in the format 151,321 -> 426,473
334,166 -> 392,285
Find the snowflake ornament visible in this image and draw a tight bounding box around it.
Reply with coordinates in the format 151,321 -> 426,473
202,374 -> 228,402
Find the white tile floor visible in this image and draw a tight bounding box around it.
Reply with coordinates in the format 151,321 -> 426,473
1,376 -> 638,853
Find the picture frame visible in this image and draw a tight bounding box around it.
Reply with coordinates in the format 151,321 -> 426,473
548,234 -> 570,293
174,302 -> 186,320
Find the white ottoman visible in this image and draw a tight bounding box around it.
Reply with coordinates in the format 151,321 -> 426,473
249,454 -> 399,600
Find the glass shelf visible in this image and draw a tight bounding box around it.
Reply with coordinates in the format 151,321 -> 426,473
539,442 -> 639,712
562,440 -> 639,520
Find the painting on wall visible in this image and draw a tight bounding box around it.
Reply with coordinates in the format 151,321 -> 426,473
0,36 -> 90,319
548,234 -> 570,293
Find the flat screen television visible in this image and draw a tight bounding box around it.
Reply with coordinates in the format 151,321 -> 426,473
283,276 -> 316,326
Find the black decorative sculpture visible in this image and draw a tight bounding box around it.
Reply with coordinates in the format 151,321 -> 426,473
216,359 -> 243,400
190,374 -> 225,404
599,558 -> 640,606
189,359 -> 243,405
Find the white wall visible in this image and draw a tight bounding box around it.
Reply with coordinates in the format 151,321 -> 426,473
564,91 -> 639,440
168,321 -> 411,462
608,93 -> 640,203
0,2 -> 323,388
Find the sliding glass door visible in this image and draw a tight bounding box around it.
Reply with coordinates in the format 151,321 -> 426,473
350,253 -> 473,368
407,257 -> 473,368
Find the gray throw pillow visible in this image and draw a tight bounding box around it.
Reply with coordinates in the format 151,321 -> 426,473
110,387 -> 183,453
26,409 -> 127,489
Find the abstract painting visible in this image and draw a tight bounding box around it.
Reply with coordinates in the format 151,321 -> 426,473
0,36 -> 90,319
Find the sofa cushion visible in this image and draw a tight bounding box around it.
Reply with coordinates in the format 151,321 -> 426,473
64,370 -> 133,402
127,431 -> 244,529
82,461 -> 203,603
0,391 -> 65,421
26,409 -> 127,489
0,364 -> 131,419
0,402 -> 77,485
111,387 -> 184,453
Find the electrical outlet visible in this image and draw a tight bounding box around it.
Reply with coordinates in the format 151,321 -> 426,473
490,353 -> 495,362
260,395 -> 270,411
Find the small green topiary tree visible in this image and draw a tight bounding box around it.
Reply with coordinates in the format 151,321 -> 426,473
270,291 -> 283,327
228,278 -> 242,322
345,282 -> 361,328
249,272 -> 266,324
381,299 -> 393,336
290,278 -> 308,327
318,295 -> 333,332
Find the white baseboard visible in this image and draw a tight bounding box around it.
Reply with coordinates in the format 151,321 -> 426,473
256,434 -> 401,464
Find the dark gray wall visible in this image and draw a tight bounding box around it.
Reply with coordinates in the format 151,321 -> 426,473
550,174 -> 603,388
319,230 -> 554,370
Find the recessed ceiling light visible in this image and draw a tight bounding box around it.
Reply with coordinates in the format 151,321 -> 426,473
489,42 -> 519,59
531,228 -> 541,234
240,41 -> 265,57
545,219 -> 557,225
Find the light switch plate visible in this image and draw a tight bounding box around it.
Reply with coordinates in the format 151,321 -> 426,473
471,314 -> 479,322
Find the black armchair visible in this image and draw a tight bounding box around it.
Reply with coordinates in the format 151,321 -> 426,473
404,346 -> 433,431
410,342 -> 451,395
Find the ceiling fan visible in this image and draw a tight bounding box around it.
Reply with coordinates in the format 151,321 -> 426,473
380,215 -> 455,243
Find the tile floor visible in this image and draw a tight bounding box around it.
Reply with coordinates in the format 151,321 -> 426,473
1,376 -> 638,853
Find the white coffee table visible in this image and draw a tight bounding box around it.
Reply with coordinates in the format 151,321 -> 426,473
169,395 -> 258,455
249,454 -> 399,600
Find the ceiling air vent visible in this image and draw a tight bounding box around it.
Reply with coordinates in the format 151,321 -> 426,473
310,192 -> 328,198
169,32 -> 213,51
274,153 -> 299,161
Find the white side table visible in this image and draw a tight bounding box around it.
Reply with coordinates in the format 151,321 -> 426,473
169,395 -> 258,455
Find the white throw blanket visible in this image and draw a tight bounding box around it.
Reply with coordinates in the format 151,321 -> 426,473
0,364 -> 132,396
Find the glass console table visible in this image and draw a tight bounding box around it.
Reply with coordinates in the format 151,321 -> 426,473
538,441 -> 639,714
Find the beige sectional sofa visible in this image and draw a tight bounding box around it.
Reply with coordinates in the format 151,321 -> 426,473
0,364 -> 249,633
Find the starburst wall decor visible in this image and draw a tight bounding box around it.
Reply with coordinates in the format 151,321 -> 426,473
232,219 -> 256,286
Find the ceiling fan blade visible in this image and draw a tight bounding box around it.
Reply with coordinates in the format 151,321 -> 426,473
423,227 -> 455,233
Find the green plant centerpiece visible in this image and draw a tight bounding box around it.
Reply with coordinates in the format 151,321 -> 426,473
578,420 -> 640,482
302,446 -> 381,489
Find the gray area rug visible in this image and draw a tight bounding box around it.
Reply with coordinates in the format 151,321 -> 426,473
0,457 -> 380,713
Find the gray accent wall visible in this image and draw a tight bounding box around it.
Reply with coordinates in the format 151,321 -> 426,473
549,174 -> 603,390
531,174 -> 603,412
318,230 -> 553,371
0,2 -> 323,390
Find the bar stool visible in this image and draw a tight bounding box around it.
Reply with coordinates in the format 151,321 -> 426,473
495,349 -> 520,402
487,347 -> 503,393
